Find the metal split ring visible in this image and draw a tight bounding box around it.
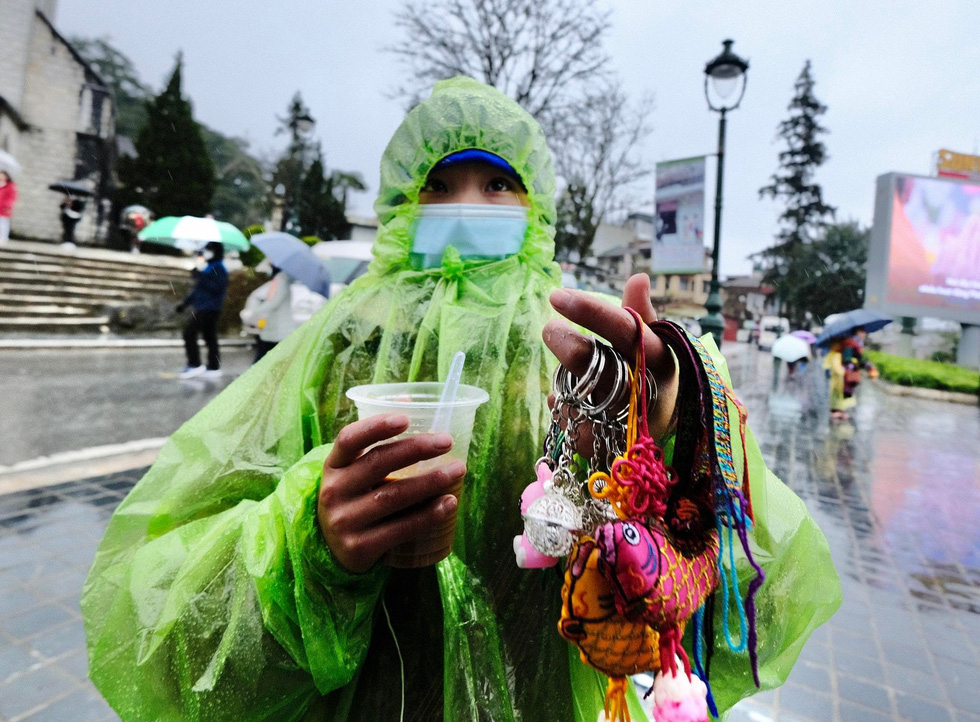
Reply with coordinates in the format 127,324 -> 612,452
554,337 -> 659,419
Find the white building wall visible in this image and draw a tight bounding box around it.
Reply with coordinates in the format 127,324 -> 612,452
0,0 -> 35,111
14,13 -> 93,242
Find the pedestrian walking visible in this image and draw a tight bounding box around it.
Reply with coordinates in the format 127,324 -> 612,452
0,171 -> 17,243
823,327 -> 877,421
59,195 -> 84,244
243,267 -> 299,362
82,78 -> 839,721
176,241 -> 228,379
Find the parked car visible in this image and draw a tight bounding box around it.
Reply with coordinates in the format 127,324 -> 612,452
311,240 -> 373,298
757,315 -> 790,350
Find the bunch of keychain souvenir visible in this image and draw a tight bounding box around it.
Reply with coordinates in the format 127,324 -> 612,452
514,310 -> 765,722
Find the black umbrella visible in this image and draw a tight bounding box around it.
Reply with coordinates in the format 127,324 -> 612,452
48,180 -> 95,197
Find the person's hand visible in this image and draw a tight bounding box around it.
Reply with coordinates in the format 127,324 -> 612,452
318,414 -> 466,574
542,274 -> 679,453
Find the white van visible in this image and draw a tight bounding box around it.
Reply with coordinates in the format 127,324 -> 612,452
757,315 -> 790,350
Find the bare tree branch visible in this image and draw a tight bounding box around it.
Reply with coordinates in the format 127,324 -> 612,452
388,0 -> 651,258
387,0 -> 612,118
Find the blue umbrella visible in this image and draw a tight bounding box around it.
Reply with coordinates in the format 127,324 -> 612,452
815,308 -> 892,346
251,232 -> 331,297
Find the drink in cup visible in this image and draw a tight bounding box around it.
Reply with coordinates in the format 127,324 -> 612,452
345,382 -> 489,567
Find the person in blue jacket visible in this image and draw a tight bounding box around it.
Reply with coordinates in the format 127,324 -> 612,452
176,240 -> 228,379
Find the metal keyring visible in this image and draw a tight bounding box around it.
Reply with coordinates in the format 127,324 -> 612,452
556,338 -> 606,403
581,345 -> 626,416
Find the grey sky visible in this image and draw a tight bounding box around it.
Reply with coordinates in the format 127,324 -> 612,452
56,0 -> 980,275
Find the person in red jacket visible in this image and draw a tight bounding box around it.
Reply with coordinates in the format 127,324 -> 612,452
0,171 -> 16,243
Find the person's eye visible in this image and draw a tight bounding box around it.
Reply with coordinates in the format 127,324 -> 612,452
422,178 -> 448,193
486,177 -> 516,193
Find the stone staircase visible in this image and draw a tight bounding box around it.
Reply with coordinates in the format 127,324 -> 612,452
0,241 -> 193,334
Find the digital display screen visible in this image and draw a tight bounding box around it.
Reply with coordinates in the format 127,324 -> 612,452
884,174 -> 980,315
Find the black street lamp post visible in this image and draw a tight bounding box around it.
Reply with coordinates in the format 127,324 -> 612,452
700,39 -> 749,348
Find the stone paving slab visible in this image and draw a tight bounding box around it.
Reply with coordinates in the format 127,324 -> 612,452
0,347 -> 978,721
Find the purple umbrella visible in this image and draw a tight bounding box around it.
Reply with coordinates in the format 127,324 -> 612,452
790,330 -> 817,344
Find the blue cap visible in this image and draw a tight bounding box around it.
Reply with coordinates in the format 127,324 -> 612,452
432,149 -> 525,188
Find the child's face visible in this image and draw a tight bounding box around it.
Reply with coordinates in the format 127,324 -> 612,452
420,161 -> 528,207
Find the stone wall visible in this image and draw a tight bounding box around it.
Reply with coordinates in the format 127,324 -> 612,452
0,0 -> 34,112
11,12 -> 110,244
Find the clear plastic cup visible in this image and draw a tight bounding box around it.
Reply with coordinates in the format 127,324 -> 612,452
345,382 -> 489,567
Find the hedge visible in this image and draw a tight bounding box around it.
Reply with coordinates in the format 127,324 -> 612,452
866,350 -> 980,395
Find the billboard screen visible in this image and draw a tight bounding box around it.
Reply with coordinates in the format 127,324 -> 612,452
866,173 -> 980,324
652,156 -> 705,273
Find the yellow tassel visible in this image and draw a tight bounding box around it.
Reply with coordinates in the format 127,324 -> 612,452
603,676 -> 631,722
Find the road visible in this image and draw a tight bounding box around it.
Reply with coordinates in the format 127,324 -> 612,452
0,347 -> 252,466
0,343 -> 979,720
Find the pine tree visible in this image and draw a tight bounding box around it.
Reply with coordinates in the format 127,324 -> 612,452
758,60 -> 835,323
118,55 -> 215,217
296,153 -> 348,240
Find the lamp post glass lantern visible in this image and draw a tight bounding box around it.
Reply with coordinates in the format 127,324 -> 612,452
295,113 -> 316,137
700,39 -> 749,348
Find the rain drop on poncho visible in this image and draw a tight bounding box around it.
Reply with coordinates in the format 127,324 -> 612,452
82,77 -> 840,721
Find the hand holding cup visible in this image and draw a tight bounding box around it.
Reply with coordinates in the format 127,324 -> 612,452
318,414 -> 466,574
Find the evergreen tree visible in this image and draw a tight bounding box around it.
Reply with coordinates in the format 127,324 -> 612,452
272,93 -> 315,232
271,95 -> 362,239
118,55 -> 215,217
758,60 -> 835,323
791,221 -> 869,323
296,153 -> 348,240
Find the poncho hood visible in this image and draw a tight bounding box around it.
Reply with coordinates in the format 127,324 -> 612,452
369,76 -> 559,275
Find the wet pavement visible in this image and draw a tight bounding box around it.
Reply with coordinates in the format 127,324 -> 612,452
0,347 -> 253,466
0,343 -> 978,721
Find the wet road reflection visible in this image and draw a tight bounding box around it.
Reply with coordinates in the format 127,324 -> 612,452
725,343 -> 980,721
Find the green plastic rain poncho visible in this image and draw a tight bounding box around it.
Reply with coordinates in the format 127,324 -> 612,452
82,77 -> 840,721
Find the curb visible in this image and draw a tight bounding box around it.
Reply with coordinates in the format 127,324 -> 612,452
0,337 -> 251,350
0,438 -> 165,494
873,379 -> 979,406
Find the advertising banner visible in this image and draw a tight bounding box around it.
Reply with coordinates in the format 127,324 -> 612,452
652,156 -> 706,273
936,148 -> 980,181
866,173 -> 980,324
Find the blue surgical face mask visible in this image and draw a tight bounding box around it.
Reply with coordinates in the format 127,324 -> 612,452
411,203 -> 528,268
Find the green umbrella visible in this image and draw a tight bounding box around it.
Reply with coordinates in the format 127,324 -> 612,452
137,215 -> 249,252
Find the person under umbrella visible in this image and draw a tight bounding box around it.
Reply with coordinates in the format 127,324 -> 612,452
817,310 -> 888,421
176,241 -> 228,379
59,195 -> 85,245
823,326 -> 878,421
245,265 -> 299,362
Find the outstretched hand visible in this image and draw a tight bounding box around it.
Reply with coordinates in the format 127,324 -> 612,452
542,274 -> 678,451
